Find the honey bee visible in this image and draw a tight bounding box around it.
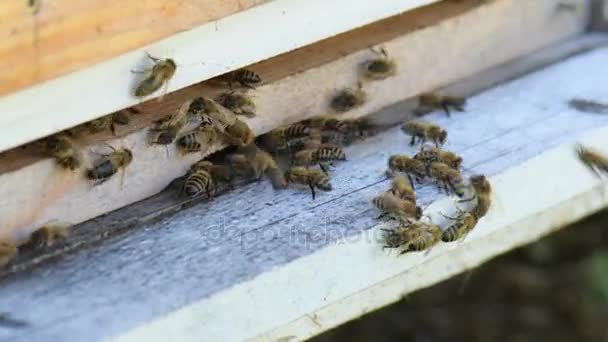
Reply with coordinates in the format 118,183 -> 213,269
133,54 -> 177,97
190,160 -> 234,186
414,146 -> 462,169
46,133 -> 82,170
182,168 -> 215,198
85,112 -> 130,135
86,146 -> 133,184
414,92 -> 466,117
401,120 -> 447,147
216,91 -> 256,117
177,124 -> 218,153
388,175 -> 416,203
228,145 -> 287,189
292,146 -> 346,172
21,223 -> 70,250
575,144 -> 608,177
361,47 -> 396,81
217,68 -> 262,89
387,155 -> 427,186
285,167 -> 332,200
428,162 -> 465,197
383,220 -> 442,253
0,240 -> 17,267
258,124 -> 311,152
302,115 -> 373,143
151,99 -> 194,145
372,192 -> 421,221
223,118 -> 255,147
440,210 -> 478,242
330,82 -> 366,113
460,174 -> 492,219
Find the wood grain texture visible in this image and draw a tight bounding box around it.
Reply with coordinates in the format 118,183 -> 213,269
2,45 -> 608,341
0,0 -> 588,243
0,0 -> 266,96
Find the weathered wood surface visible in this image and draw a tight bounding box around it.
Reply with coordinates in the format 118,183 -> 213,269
0,0 -> 266,96
2,45 -> 608,342
0,0 -> 589,245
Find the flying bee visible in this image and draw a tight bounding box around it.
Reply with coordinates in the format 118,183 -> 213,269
292,146 -> 346,173
428,162 -> 465,197
86,146 -> 133,184
0,240 -> 17,267
177,124 -> 218,153
216,91 -> 256,117
223,118 -> 255,147
414,146 -> 462,169
285,167 -> 332,200
401,120 -> 447,147
575,144 -> 608,177
387,155 -> 427,187
372,192 -> 421,221
361,47 -> 396,81
182,168 -> 215,198
258,124 -> 311,152
150,99 -> 194,145
46,133 -> 82,170
460,174 -> 492,219
440,209 -> 478,242
21,223 -> 71,251
133,54 -> 177,97
383,220 -> 442,253
414,92 -> 466,117
217,68 -> 261,89
388,175 -> 416,203
228,145 -> 287,189
330,82 -> 366,113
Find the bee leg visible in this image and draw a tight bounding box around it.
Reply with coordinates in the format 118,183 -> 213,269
407,174 -> 415,190
409,135 -> 416,146
308,183 -> 317,200
319,163 -> 329,175
441,103 -> 451,117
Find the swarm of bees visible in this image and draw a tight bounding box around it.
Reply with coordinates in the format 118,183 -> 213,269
379,117 -> 493,254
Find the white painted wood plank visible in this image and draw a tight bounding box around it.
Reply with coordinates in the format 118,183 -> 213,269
2,45 -> 608,342
0,0 -> 443,154
0,0 -> 589,242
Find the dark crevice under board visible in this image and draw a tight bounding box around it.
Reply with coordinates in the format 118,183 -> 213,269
2,44 -> 608,341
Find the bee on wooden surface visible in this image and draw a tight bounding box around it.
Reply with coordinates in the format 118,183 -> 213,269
428,162 -> 465,197
0,240 -> 17,267
383,220 -> 442,253
46,133 -> 82,170
193,97 -> 239,133
361,47 -> 397,81
292,146 -> 346,172
86,146 -> 133,184
330,82 -> 366,113
440,210 -> 478,242
190,160 -> 235,186
85,112 -> 130,135
285,167 -> 332,200
401,120 -> 447,147
258,124 -> 311,152
460,174 -> 492,219
414,92 -> 466,117
182,168 -> 215,198
388,175 -> 416,203
414,146 -> 462,169
228,145 -> 287,189
21,223 -> 70,250
133,54 -> 177,97
217,68 -> 261,89
216,91 -> 256,117
575,144 -> 608,177
223,118 -> 255,147
303,115 -> 374,142
151,99 -> 194,145
177,124 -> 218,154
387,155 -> 427,186
372,192 -> 421,221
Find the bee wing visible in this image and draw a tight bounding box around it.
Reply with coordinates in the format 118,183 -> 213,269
203,101 -> 237,132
